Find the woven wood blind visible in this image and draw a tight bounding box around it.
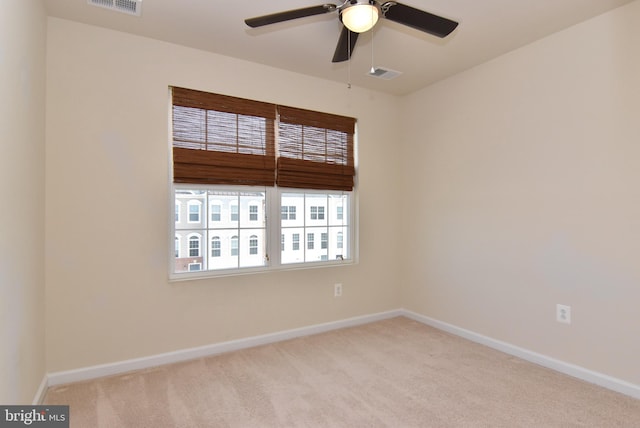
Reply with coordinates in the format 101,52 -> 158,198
277,105 -> 356,191
172,87 -> 276,186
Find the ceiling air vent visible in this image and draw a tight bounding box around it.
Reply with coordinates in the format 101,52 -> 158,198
88,0 -> 142,16
367,67 -> 403,80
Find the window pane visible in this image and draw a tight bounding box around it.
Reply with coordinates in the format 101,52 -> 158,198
307,194 -> 327,226
281,194 -> 304,227
281,191 -> 350,266
241,194 -> 264,227
282,228 -> 304,264
329,194 -> 348,226
306,227 -> 328,262
240,229 -> 265,267
175,188 -> 268,273
175,191 -> 205,231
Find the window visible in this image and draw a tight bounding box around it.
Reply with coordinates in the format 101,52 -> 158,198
249,205 -> 258,221
231,235 -> 239,257
210,204 -> 221,222
211,236 -> 221,257
230,204 -> 239,222
188,200 -> 201,223
310,206 -> 325,220
321,232 -> 328,250
170,87 -> 356,279
189,234 -> 201,257
281,206 -> 297,220
249,235 -> 258,255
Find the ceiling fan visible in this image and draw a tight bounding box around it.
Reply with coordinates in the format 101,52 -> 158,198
245,1 -> 459,63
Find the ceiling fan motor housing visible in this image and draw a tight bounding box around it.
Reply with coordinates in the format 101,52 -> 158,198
339,0 -> 381,33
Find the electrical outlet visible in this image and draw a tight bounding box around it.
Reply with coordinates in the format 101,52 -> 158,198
334,283 -> 342,297
556,304 -> 571,324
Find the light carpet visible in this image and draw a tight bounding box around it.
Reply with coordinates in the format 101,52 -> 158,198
44,316 -> 640,427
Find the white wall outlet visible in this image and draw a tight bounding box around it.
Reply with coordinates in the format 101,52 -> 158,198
556,304 -> 571,324
334,283 -> 342,297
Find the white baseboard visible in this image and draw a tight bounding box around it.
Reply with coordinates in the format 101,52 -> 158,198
47,309 -> 403,387
45,308 -> 640,401
32,374 -> 48,405
401,309 -> 640,400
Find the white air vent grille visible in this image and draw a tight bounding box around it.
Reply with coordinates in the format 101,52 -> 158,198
88,0 -> 142,16
367,67 -> 403,80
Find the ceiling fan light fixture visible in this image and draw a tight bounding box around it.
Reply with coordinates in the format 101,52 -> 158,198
340,1 -> 380,33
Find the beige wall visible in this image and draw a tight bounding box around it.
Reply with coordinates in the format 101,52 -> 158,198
45,18 -> 403,372
0,0 -> 47,403
400,1 -> 640,385
43,1 -> 640,389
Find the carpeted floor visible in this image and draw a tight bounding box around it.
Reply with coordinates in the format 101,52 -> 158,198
44,316 -> 640,427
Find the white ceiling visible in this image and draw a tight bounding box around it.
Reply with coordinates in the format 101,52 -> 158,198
43,0 -> 634,96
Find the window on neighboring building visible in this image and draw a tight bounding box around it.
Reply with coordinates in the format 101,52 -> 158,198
310,206 -> 325,220
189,234 -> 200,257
249,205 -> 258,221
321,232 -> 328,250
249,235 -> 258,255
210,204 -> 221,222
170,87 -> 356,278
175,236 -> 179,257
188,200 -> 201,223
211,236 -> 221,257
231,235 -> 239,256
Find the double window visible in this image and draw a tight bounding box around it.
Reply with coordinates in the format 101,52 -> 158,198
171,87 -> 356,279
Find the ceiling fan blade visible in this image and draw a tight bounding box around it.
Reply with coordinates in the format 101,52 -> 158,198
245,4 -> 336,28
332,26 -> 359,63
381,2 -> 458,38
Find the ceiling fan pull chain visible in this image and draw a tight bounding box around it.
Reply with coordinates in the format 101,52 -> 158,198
370,12 -> 375,74
347,29 -> 352,89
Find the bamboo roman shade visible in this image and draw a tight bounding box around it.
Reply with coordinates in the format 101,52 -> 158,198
172,87 -> 276,186
172,87 -> 356,191
277,106 -> 356,191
